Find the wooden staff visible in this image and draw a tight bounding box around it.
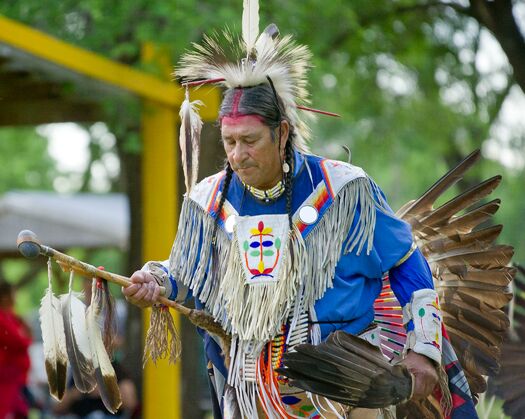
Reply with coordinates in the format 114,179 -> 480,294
16,229 -> 230,343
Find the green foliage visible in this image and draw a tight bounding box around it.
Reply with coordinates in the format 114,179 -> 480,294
0,127 -> 56,193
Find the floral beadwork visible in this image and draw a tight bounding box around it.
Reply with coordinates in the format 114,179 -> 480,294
242,220 -> 284,281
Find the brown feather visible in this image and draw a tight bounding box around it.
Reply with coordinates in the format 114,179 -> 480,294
430,245 -> 514,270
418,175 -> 501,228
438,267 -> 515,286
397,149 -> 481,219
421,224 -> 502,255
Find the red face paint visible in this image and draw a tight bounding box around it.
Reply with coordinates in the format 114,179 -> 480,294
221,114 -> 265,127
220,88 -> 265,126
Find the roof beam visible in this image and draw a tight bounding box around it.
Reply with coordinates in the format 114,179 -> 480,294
0,14 -> 182,107
0,99 -> 102,126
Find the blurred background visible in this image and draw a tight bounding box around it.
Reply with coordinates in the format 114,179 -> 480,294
0,1 -> 523,418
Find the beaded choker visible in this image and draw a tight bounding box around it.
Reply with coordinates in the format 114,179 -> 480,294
244,180 -> 285,202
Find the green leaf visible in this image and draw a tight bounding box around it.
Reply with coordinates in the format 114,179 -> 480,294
275,238 -> 281,249
250,250 -> 260,257
262,250 -> 274,256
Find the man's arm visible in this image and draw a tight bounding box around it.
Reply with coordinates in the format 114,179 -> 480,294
389,249 -> 440,400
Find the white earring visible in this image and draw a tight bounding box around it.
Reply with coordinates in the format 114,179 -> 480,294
282,162 -> 290,173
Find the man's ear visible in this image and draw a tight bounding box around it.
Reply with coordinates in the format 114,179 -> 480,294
280,120 -> 290,153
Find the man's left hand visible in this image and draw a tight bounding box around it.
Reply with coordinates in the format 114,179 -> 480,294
401,351 -> 439,400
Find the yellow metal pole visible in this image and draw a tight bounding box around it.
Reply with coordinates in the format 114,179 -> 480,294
141,42 -> 181,419
140,42 -> 220,419
141,99 -> 181,419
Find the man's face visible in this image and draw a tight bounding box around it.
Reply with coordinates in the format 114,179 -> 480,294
221,116 -> 288,190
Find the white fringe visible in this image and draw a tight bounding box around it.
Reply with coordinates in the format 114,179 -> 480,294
169,176 -> 388,418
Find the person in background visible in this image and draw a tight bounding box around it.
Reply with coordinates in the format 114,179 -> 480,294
0,281 -> 32,419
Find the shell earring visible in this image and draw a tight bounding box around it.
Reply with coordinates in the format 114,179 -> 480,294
282,161 -> 290,173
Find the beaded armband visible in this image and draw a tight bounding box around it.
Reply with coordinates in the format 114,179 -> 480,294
402,288 -> 442,365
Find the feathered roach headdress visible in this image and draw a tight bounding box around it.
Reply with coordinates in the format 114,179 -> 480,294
174,0 -> 338,193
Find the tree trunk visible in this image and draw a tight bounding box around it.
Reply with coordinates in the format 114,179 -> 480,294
115,125 -> 144,400
469,0 -> 525,94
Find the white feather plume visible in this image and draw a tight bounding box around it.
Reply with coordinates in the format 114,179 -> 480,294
242,0 -> 259,54
39,287 -> 68,401
86,279 -> 122,413
176,29 -> 313,152
60,291 -> 96,393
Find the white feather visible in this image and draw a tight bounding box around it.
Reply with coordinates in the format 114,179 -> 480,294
60,292 -> 96,393
86,281 -> 122,413
179,96 -> 203,194
242,0 -> 259,53
39,288 -> 68,401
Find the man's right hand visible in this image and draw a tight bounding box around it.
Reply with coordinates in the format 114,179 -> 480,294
122,271 -> 162,308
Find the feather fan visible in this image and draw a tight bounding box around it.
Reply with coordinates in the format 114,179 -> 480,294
277,331 -> 413,408
86,278 -> 122,413
39,287 -> 68,401
60,291 -> 96,393
179,92 -> 203,194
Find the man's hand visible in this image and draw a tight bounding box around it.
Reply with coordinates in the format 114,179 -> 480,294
401,351 -> 439,400
122,271 -> 161,308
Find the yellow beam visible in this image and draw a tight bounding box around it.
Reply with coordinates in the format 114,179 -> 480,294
141,100 -> 181,419
0,15 -> 181,107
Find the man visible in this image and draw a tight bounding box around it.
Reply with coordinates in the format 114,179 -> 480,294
123,8 -> 462,418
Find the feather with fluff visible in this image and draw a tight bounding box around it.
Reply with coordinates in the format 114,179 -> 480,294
179,91 -> 203,194
175,29 -> 313,152
60,289 -> 96,393
39,260 -> 68,401
86,278 -> 121,413
242,0 -> 259,57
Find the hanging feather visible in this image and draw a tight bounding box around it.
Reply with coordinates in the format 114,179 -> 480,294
179,89 -> 203,194
60,271 -> 96,393
39,259 -> 68,401
242,0 -> 259,57
86,277 -> 122,413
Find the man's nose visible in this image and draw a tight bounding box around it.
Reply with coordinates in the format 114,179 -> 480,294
232,142 -> 248,164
